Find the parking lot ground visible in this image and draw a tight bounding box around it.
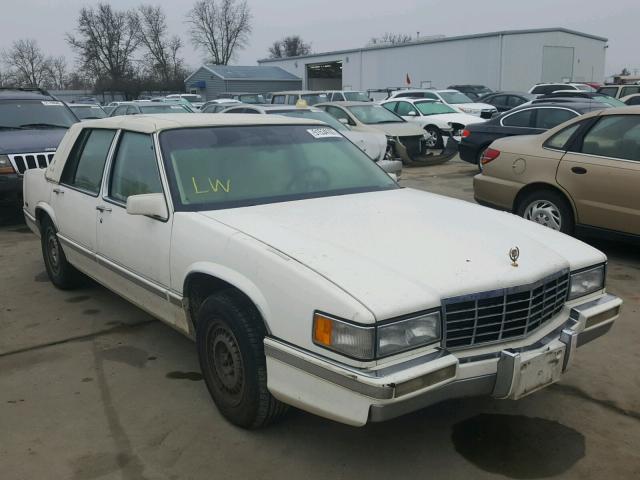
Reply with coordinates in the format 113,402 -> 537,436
1,158 -> 639,480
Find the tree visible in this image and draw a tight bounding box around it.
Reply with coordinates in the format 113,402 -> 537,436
46,56 -> 68,90
268,35 -> 311,58
368,32 -> 413,46
1,39 -> 51,87
136,5 -> 186,87
186,0 -> 252,65
66,3 -> 140,92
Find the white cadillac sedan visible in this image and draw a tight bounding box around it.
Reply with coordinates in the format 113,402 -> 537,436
23,114 -> 621,428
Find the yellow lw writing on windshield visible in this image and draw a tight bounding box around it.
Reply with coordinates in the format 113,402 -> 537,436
192,177 -> 231,194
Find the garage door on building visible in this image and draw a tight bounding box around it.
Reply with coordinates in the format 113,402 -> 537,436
306,61 -> 342,90
541,46 -> 575,83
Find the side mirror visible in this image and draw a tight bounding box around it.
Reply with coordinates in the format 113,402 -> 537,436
338,117 -> 349,125
407,111 -> 417,116
126,193 -> 169,221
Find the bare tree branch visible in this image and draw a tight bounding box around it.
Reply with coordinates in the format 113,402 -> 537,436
368,32 -> 414,46
1,39 -> 51,87
268,36 -> 311,58
186,0 -> 252,65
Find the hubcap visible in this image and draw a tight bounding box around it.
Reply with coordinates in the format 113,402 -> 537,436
425,130 -> 438,148
523,200 -> 562,231
47,231 -> 61,274
208,324 -> 244,406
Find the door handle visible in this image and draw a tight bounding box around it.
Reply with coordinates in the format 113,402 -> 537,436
53,188 -> 64,195
571,166 -> 587,175
96,205 -> 112,213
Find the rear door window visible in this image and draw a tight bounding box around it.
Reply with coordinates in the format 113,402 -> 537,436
502,109 -> 535,127
491,95 -> 509,108
382,102 -> 398,113
535,108 -> 577,129
272,95 -> 286,104
396,102 -> 418,116
507,96 -> 527,108
578,115 -> 640,161
61,129 -> 116,195
286,95 -> 298,105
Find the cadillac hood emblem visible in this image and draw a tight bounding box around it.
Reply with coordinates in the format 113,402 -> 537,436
509,247 -> 520,267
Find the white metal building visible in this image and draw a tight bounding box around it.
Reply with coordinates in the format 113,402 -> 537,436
257,28 -> 607,92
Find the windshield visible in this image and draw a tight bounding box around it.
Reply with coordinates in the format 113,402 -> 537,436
300,94 -> 328,105
70,105 -> 107,120
0,100 -> 77,128
159,125 -> 397,210
438,91 -> 474,104
236,94 -> 265,104
415,101 -> 457,115
343,92 -> 370,102
181,95 -> 202,102
348,105 -> 403,124
273,110 -> 347,131
593,95 -> 626,107
140,105 -> 190,114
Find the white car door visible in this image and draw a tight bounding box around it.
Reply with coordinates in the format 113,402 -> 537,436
95,131 -> 180,326
51,128 -> 117,271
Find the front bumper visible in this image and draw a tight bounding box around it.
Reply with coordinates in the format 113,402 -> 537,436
265,293 -> 621,426
0,174 -> 22,207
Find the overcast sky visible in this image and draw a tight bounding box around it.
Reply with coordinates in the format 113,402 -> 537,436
1,0 -> 638,78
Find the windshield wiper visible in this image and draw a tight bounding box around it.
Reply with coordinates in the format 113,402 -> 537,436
375,120 -> 401,124
19,123 -> 69,129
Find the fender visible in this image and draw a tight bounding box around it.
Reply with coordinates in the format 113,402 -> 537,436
180,261 -> 273,332
34,201 -> 58,230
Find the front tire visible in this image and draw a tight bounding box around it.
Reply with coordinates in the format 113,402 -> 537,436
424,126 -> 443,149
516,189 -> 574,235
40,218 -> 81,289
196,290 -> 288,429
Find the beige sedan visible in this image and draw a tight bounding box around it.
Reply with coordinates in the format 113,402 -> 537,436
474,106 -> 640,239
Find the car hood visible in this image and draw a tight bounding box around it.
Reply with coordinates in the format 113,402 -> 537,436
456,102 -> 497,111
366,122 -> 425,137
423,112 -> 486,127
200,188 -> 605,320
0,128 -> 68,155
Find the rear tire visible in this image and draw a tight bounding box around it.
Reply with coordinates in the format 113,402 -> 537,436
196,290 -> 288,429
40,218 -> 81,289
516,189 -> 574,235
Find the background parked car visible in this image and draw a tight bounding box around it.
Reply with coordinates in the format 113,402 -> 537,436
218,104 -> 401,176
68,104 -> 108,120
200,99 -> 243,113
477,92 -> 537,112
316,101 -> 434,164
271,91 -> 329,106
598,84 -> 640,99
0,87 -> 78,209
447,85 -> 492,100
109,102 -> 193,116
165,93 -> 204,109
387,89 -> 498,118
381,98 -> 484,149
326,91 -> 371,102
474,106 -> 640,239
528,83 -> 596,95
460,102 -> 608,171
621,93 -> 640,106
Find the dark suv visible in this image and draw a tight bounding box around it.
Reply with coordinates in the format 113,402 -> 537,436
0,88 -> 78,209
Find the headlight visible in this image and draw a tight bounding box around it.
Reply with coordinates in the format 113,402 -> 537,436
313,312 -> 375,360
0,155 -> 15,174
569,265 -> 605,300
377,311 -> 441,357
312,310 -> 441,360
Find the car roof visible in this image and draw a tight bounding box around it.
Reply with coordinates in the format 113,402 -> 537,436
78,113 -> 326,133
69,103 -> 103,108
271,91 -> 327,95
315,101 -> 372,107
383,98 -> 438,104
0,88 -> 55,100
510,101 -> 610,112
485,91 -> 533,96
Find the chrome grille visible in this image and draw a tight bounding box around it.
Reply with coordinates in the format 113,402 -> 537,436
442,270 -> 570,350
8,152 -> 55,176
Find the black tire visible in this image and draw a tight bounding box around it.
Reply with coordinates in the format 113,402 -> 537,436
424,126 -> 444,149
196,290 -> 288,429
515,189 -> 574,235
40,217 -> 81,289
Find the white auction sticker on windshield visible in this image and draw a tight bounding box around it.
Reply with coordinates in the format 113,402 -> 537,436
307,128 -> 341,139
42,101 -> 63,106
170,106 -> 184,109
